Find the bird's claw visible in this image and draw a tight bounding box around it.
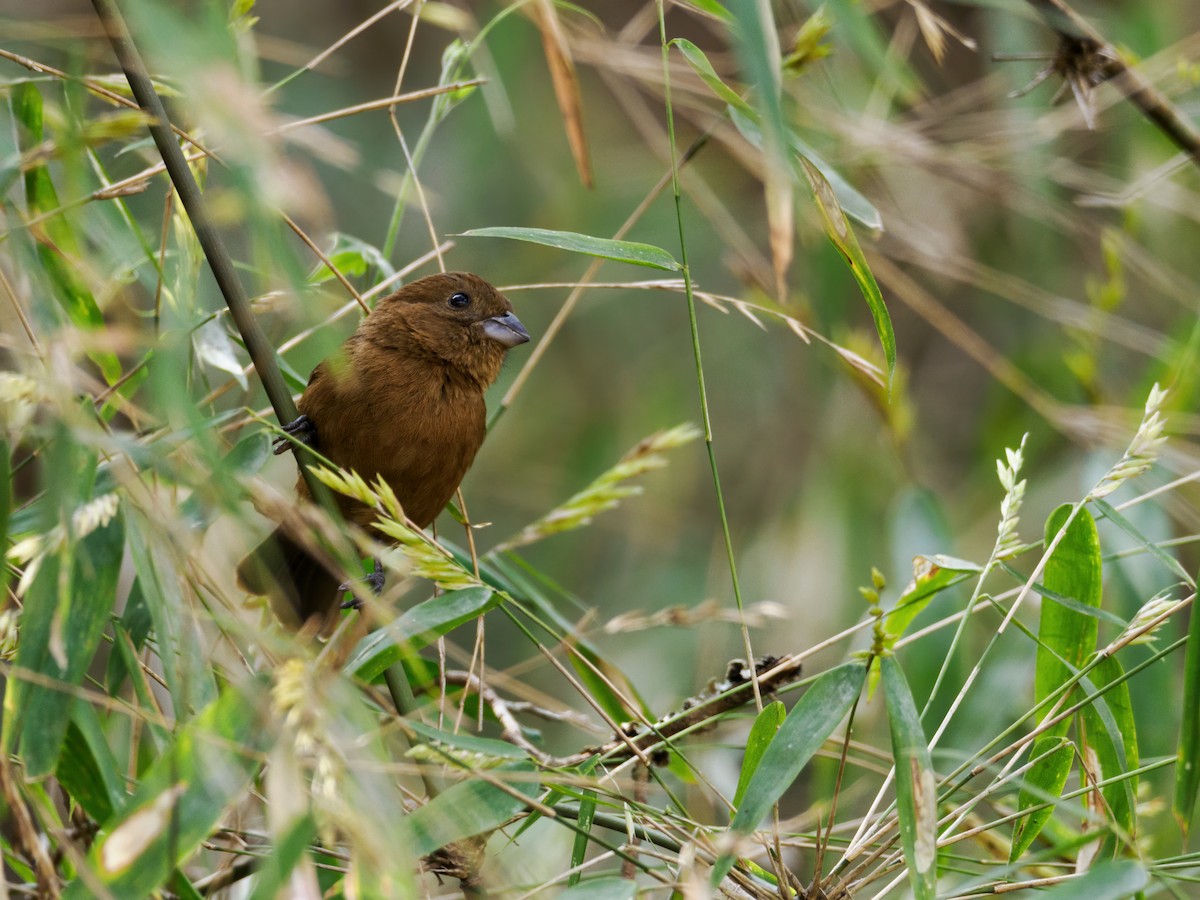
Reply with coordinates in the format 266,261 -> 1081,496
272,414 -> 318,456
339,559 -> 385,610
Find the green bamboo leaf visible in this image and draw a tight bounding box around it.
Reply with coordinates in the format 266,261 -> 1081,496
681,0 -> 731,22
1093,497 -> 1193,587
728,105 -> 883,231
5,509 -> 124,776
307,232 -> 396,285
1039,859 -> 1147,899
558,877 -> 637,900
733,700 -> 785,807
128,520 -> 218,718
401,762 -> 540,857
460,227 -> 681,271
56,703 -> 126,822
883,555 -> 980,641
0,438 -> 10,600
12,84 -> 120,383
1174,569 -> 1200,833
64,681 -> 271,899
713,660 -> 866,885
407,719 -> 529,761
345,586 -> 498,682
1010,737 -> 1074,861
1036,504 -> 1102,728
568,790 -> 598,887
881,656 -> 937,899
1078,655 -> 1139,856
672,38 -> 753,115
246,815 -> 318,900
797,155 -> 896,388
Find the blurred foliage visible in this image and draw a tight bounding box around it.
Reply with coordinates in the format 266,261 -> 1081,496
1,0 -> 1199,896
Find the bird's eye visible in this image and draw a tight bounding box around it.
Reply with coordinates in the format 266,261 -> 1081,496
448,292 -> 471,309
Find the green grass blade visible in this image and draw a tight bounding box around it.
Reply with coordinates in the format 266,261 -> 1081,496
672,38 -> 753,116
733,700 -> 785,807
460,227 -> 681,271
401,762 -> 540,857
881,655 -> 937,899
1036,504 -> 1102,729
1078,655 -> 1139,856
884,555 -> 979,641
1092,497 -> 1193,587
5,510 -> 124,776
246,815 -> 318,900
12,84 -> 120,382
345,586 -> 498,682
0,438 -> 9,600
407,719 -> 530,761
64,681 -> 272,899
56,703 -> 126,822
713,660 -> 866,885
797,155 -> 896,389
568,789 -> 598,887
1175,573 -> 1200,833
1010,737 -> 1075,861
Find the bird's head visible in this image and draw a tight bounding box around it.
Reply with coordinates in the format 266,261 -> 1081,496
363,272 -> 530,386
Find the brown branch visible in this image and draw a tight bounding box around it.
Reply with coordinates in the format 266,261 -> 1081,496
1024,0 -> 1200,169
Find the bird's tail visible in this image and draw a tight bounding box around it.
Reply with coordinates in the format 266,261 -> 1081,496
236,528 -> 340,627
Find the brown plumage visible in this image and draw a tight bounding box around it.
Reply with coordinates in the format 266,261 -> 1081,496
237,272 -> 529,626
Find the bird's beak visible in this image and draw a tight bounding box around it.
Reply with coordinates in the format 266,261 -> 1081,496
481,311 -> 530,348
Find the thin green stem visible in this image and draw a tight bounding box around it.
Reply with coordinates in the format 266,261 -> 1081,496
655,1 -> 760,712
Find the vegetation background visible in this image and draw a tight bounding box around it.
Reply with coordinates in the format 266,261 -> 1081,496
1,0 -> 1199,896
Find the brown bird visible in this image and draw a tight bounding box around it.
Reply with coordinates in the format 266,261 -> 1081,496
237,272 -> 529,626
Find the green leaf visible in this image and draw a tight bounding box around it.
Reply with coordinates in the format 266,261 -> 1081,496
128,519 -> 218,718
729,106 -> 882,231
1039,859 -> 1147,899
568,790 -> 598,888
558,877 -> 637,900
1036,504 -> 1102,734
1092,497 -> 1193,587
1175,568 -> 1200,833
1079,655 -> 1139,856
0,438 -> 10,600
65,681 -> 271,899
681,0 -> 731,22
345,586 -> 498,682
1010,737 -> 1074,861
246,815 -> 318,900
12,84 -> 120,383
714,660 -> 866,885
883,555 -> 979,641
797,155 -> 896,389
672,38 -> 753,115
460,227 -> 681,271
56,702 -> 126,822
4,511 -> 124,776
307,232 -> 396,285
881,656 -> 937,899
733,700 -> 785,807
407,719 -> 530,761
401,762 -> 540,857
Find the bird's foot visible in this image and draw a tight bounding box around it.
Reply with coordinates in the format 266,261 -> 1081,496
340,559 -> 385,610
272,414 -> 318,456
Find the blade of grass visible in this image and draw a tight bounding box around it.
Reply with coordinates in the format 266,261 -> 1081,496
1175,587 -> 1200,833
460,226 -> 681,271
881,655 -> 937,899
713,660 -> 866,885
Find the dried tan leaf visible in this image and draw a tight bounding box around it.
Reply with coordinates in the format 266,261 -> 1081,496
533,0 -> 593,188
